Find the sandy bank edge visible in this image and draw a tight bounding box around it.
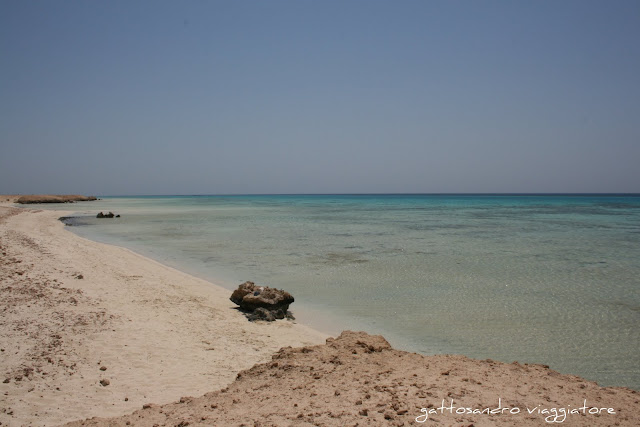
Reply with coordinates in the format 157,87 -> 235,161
67,331 -> 640,426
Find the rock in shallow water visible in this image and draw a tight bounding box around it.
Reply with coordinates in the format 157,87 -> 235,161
230,281 -> 294,321
96,212 -> 116,218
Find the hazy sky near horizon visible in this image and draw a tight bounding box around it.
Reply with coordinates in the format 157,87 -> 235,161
1,0 -> 639,195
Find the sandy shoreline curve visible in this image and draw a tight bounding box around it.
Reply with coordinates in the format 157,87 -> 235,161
0,204 -> 327,426
1,202 -> 639,426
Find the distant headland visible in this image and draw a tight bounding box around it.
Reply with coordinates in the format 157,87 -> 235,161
1,194 -> 97,204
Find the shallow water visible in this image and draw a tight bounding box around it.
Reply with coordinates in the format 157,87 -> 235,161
53,194 -> 640,389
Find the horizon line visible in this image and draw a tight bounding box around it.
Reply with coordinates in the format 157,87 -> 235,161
98,192 -> 640,198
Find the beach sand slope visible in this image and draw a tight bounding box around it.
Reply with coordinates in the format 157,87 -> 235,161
66,330 -> 640,426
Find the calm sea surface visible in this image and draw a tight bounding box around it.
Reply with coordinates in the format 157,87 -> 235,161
54,194 -> 639,389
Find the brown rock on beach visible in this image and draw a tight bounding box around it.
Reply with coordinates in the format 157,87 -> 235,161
230,281 -> 295,320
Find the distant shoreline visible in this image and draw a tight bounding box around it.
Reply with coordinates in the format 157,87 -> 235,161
0,194 -> 97,204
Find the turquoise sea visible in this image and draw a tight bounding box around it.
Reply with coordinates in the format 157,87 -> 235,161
56,194 -> 639,390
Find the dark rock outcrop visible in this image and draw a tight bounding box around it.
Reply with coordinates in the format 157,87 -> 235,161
230,281 -> 294,321
96,212 -> 115,218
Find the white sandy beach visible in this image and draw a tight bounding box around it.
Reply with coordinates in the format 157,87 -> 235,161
0,203 -> 327,426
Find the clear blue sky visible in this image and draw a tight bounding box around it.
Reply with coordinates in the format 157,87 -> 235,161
1,0 -> 639,195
